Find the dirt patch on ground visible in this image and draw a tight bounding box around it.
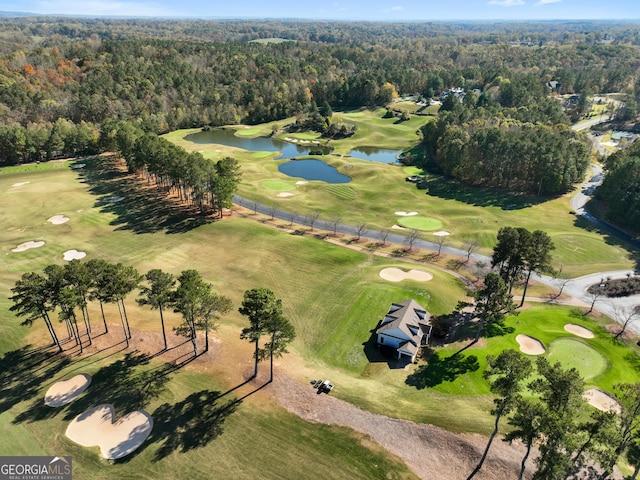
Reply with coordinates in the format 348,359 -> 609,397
516,334 -> 545,355
269,375 -> 535,480
564,324 -> 595,339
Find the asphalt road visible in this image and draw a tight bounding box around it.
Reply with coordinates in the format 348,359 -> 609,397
232,158 -> 640,330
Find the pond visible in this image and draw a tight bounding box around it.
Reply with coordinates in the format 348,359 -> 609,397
185,128 -> 329,158
278,160 -> 351,184
348,146 -> 402,164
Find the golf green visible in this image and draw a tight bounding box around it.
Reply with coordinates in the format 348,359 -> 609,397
547,338 -> 607,380
262,180 -> 297,192
397,216 -> 444,231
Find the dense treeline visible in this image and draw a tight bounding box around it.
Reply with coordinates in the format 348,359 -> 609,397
419,78 -> 590,194
0,18 -> 639,136
597,139 -> 640,232
100,120 -> 241,217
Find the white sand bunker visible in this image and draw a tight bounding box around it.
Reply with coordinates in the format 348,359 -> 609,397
277,192 -> 294,197
11,240 -> 45,252
392,225 -> 406,230
395,211 -> 419,216
516,334 -> 546,355
47,214 -> 70,225
63,250 -> 86,261
295,181 -> 308,185
11,181 -> 30,187
70,163 -> 85,169
564,324 -> 595,339
433,231 -> 450,237
379,267 -> 433,282
45,374 -> 92,407
66,404 -> 154,460
583,389 -> 621,414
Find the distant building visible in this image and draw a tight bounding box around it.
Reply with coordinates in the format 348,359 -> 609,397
546,80 -> 561,93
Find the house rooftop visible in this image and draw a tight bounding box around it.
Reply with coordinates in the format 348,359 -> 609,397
376,299 -> 431,342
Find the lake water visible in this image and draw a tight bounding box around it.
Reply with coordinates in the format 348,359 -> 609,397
185,129 -> 328,158
348,146 -> 401,164
278,160 -> 351,184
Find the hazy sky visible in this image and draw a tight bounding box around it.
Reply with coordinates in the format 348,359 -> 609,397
3,0 -> 640,21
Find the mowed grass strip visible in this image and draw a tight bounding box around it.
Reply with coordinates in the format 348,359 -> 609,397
324,184 -> 357,200
166,114 -> 634,275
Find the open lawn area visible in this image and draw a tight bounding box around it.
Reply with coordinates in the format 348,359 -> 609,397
165,112 -> 636,278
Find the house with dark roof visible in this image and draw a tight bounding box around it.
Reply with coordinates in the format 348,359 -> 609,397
375,299 -> 432,363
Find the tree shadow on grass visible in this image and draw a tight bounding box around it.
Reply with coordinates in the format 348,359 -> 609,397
405,351 -> 479,389
141,390 -> 238,462
75,158 -> 211,235
486,321 -> 515,338
13,352 -> 176,425
419,174 -> 549,210
0,345 -> 71,414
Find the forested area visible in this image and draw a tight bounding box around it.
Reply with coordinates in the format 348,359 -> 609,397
597,138 -> 640,232
418,80 -> 590,194
0,17 -> 639,198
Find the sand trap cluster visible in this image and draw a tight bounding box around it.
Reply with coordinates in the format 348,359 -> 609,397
47,214 -> 70,225
63,250 -> 87,261
379,267 -> 433,282
11,240 -> 45,252
564,324 -> 595,339
66,404 -> 154,460
45,374 -> 92,407
433,231 -> 450,237
516,334 -> 546,355
70,163 -> 86,169
11,181 -> 30,187
277,192 -> 294,197
583,389 -> 621,413
394,211 -> 419,216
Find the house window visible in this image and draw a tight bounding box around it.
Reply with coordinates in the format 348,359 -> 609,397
379,337 -> 384,344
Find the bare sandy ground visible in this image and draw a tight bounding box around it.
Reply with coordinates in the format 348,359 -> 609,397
379,267 -> 433,282
583,389 -> 621,414
395,211 -> 418,216
47,214 -> 70,225
66,404 -> 153,460
564,324 -> 595,339
63,250 -> 86,261
270,375 -> 535,480
11,240 -> 45,252
44,374 -> 92,407
11,181 -> 30,187
516,334 -> 546,355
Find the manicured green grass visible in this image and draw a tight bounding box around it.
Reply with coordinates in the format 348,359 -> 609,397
0,161 -> 426,478
547,338 -> 607,380
166,116 -> 634,276
397,216 -> 444,231
261,180 -> 296,191
324,184 -> 357,200
402,166 -> 425,176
